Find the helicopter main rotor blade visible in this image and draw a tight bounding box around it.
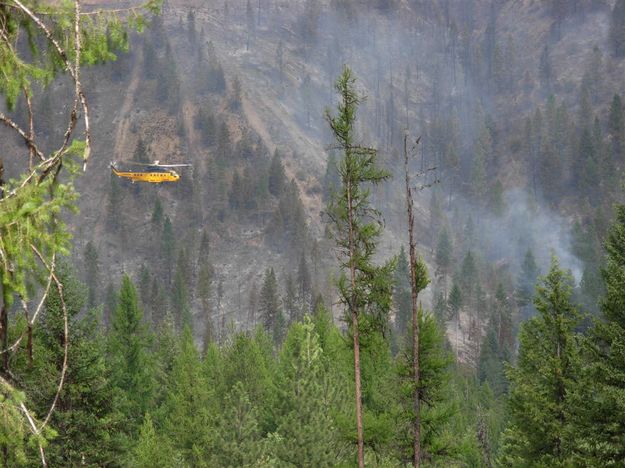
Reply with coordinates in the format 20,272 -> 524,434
119,161 -> 156,166
156,164 -> 193,167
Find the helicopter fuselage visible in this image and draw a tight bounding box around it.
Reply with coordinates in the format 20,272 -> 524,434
111,165 -> 180,183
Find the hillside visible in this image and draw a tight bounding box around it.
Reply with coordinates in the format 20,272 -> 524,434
48,0 -> 621,353
6,0 -> 625,465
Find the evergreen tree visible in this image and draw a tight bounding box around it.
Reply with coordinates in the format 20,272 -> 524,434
220,330 -> 276,432
151,197 -> 163,227
517,248 -> 539,320
268,150 -> 286,197
499,258 -> 580,466
130,414 -> 179,468
608,94 -> 624,164
470,146 -> 487,206
161,217 -> 175,284
259,268 -> 283,343
575,203 -> 625,464
133,137 -> 149,164
269,319 -> 348,465
460,250 -> 478,300
297,251 -> 312,310
108,173 -> 123,230
323,152 -> 341,202
162,327 -> 212,464
138,264 -> 151,314
396,310 -> 454,463
393,246 -> 412,341
187,9 -> 196,46
448,283 -> 463,321
84,241 -> 99,308
576,126 -> 599,200
284,273 -> 297,323
539,45 -> 553,92
436,227 -> 453,295
197,262 -> 213,318
610,0 -> 625,57
171,263 -> 191,330
20,264 -> 120,466
216,121 -> 232,168
478,285 -> 512,398
325,66 -> 393,467
107,275 -> 155,439
208,382 -> 264,465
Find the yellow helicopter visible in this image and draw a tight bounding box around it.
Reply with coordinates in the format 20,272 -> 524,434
110,160 -> 192,183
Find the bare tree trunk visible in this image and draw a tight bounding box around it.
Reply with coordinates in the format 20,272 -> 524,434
404,135 -> 421,467
347,174 -> 365,468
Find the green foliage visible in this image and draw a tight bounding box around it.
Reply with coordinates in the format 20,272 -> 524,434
162,327 -> 212,464
266,180 -> 308,252
208,382 -> 264,467
325,65 -> 393,332
268,150 -> 286,197
0,169 -> 78,304
393,247 -> 411,338
0,382 -> 47,467
396,310 -> 455,463
500,257 -> 581,466
269,319 -> 349,465
11,264 -> 120,465
131,414 -> 179,468
107,275 -> 155,439
259,268 -> 284,343
573,204 -> 625,464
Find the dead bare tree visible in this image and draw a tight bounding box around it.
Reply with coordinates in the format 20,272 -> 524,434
402,134 -> 437,467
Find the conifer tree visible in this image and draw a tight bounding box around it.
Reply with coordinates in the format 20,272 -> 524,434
268,150 -> 287,197
448,283 -> 463,321
396,310 -> 454,464
284,273 -> 297,322
220,330 -> 276,432
539,45 -> 553,92
208,382 -> 264,465
297,251 -> 312,310
610,0 -> 625,57
259,268 -> 283,342
197,262 -> 213,319
138,264 -> 151,311
325,66 -> 393,467
517,248 -> 539,320
84,241 -> 100,308
608,94 -> 624,163
151,197 -> 163,227
574,203 -> 625,464
161,217 -> 175,284
108,275 -> 155,438
499,258 -> 580,466
133,137 -> 149,164
270,319 -> 348,465
171,265 -> 191,330
20,264 -> 120,466
436,227 -> 453,296
131,414 -> 179,468
393,247 -> 412,337
162,327 -> 212,464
